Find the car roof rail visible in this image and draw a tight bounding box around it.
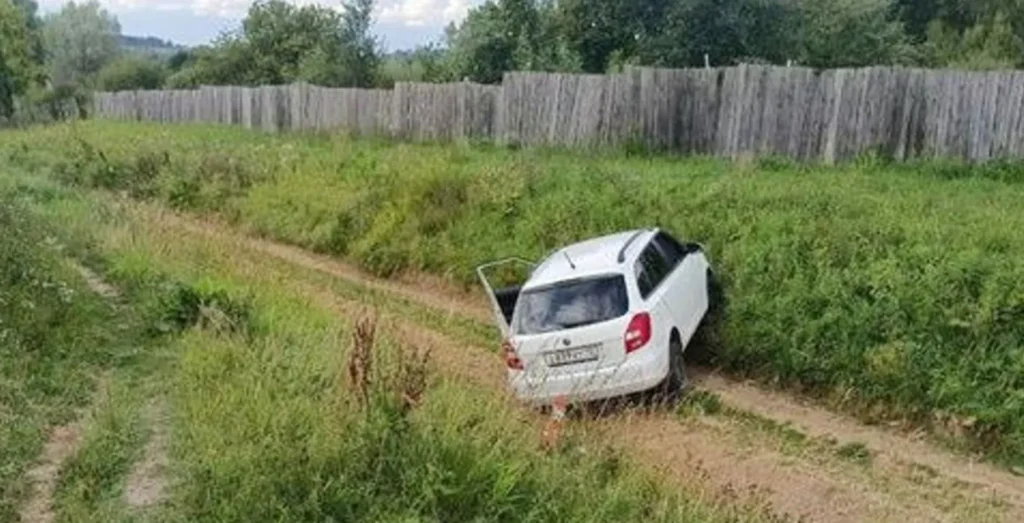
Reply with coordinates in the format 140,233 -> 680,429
617,230 -> 648,264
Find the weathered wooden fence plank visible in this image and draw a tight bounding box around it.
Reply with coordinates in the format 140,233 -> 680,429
90,65 -> 1024,163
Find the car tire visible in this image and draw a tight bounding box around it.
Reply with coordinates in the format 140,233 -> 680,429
662,334 -> 688,397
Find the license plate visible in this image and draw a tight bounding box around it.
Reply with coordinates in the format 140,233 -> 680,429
544,344 -> 600,368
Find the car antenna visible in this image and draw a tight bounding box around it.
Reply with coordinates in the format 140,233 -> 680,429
563,251 -> 576,270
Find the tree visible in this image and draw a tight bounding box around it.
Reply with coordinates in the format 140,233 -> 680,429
517,0 -> 579,72
445,0 -> 578,83
165,37 -> 254,88
444,2 -> 518,83
43,1 -> 120,87
296,0 -> 380,87
11,0 -> 44,67
96,55 -> 166,91
167,49 -> 192,72
905,0 -> 1024,68
242,0 -> 342,84
794,0 -> 915,68
893,0 -> 1009,40
412,44 -> 451,83
0,0 -> 37,117
637,0 -> 801,68
925,11 -> 1024,68
170,0 -> 380,88
377,45 -> 455,87
337,0 -> 380,86
559,0 -> 671,73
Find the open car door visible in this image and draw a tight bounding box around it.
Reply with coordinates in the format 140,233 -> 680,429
476,257 -> 536,338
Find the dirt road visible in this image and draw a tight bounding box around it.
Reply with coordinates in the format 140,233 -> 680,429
154,209 -> 1024,523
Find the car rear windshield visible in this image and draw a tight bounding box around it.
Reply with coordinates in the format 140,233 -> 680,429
514,275 -> 629,335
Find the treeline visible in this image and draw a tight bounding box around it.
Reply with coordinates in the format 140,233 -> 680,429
3,0 -> 1024,122
1,0 -> 139,122
164,0 -> 1024,89
434,0 -> 1024,82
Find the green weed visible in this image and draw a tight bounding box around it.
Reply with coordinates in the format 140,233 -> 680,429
5,121 -> 1024,466
0,192 -> 157,522
835,442 -> 873,465
150,281 -> 255,337
54,379 -> 146,523
676,390 -> 724,417
1,177 -> 757,523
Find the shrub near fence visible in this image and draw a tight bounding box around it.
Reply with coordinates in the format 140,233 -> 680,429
92,65 -> 1024,164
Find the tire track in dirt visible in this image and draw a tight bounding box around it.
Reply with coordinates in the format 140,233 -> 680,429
19,420 -> 88,523
72,262 -> 172,513
19,264 -> 120,523
72,262 -> 121,300
124,400 -> 170,510
693,371 -> 1024,509
18,376 -> 108,523
229,222 -> 494,326
156,210 -> 1024,522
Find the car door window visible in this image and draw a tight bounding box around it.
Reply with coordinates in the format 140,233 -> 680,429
653,232 -> 686,268
634,243 -> 671,299
634,259 -> 654,297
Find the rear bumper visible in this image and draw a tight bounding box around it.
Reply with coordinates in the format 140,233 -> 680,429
508,342 -> 670,405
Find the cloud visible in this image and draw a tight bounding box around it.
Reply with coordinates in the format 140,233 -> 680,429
379,0 -> 472,27
37,0 -> 245,17
40,0 -> 477,25
442,0 -> 470,23
36,0 -> 479,48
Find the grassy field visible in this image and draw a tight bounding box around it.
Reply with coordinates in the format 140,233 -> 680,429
4,121 -> 1024,467
0,168 -> 756,522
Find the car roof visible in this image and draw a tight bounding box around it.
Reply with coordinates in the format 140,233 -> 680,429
523,229 -> 655,290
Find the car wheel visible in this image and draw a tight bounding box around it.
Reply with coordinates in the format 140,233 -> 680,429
662,334 -> 688,397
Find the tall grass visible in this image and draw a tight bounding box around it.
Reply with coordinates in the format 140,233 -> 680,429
16,189 -> 750,523
4,121 -> 1024,465
0,190 -> 150,521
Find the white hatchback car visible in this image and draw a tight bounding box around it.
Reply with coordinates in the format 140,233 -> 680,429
477,228 -> 719,405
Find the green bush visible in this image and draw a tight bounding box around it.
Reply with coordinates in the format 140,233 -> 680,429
51,134 -> 261,209
96,56 -> 167,92
152,280 -> 255,336
1,202 -> 77,349
6,121 -> 1024,463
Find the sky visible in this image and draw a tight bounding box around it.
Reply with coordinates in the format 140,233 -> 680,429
36,0 -> 483,50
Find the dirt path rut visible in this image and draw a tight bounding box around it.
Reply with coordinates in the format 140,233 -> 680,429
155,209 -> 1024,523
19,420 -> 88,523
19,264 -> 119,523
694,372 -> 1024,508
124,400 -> 170,509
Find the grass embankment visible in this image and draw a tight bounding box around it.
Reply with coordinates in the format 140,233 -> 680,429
4,121 -> 1024,465
1,169 -> 750,521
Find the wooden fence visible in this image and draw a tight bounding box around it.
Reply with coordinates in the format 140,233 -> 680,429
91,65 -> 1024,163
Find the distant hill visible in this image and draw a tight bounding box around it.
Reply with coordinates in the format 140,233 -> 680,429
119,35 -> 183,57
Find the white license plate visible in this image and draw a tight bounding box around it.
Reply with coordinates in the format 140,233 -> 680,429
544,345 -> 600,368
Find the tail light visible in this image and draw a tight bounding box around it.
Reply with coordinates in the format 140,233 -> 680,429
502,339 -> 524,370
624,312 -> 652,353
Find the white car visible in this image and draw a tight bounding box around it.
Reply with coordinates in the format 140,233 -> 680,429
477,228 -> 720,406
